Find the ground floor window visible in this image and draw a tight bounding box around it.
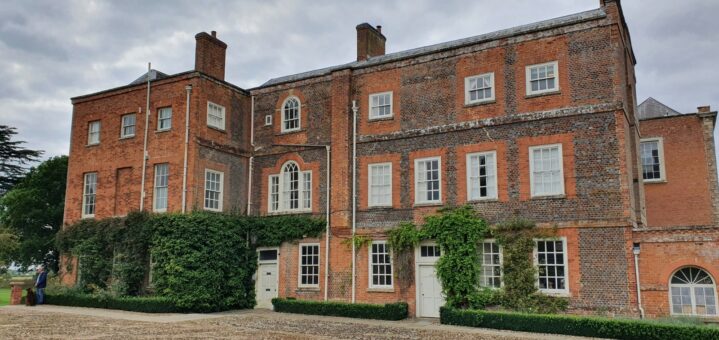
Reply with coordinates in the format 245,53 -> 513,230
299,244 -> 319,287
479,240 -> 502,288
536,239 -> 567,293
370,241 -> 393,288
670,267 -> 717,316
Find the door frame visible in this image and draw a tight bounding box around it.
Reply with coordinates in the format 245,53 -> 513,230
415,241 -> 441,317
255,247 -> 280,309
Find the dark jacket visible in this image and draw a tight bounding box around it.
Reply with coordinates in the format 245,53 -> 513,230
35,271 -> 47,288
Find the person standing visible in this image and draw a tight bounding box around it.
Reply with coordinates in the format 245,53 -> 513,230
35,265 -> 47,305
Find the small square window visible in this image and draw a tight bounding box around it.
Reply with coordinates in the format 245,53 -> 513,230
88,121 -> 101,145
207,102 -> 226,130
369,92 -> 393,119
265,115 -> 273,126
120,114 -> 136,138
158,107 -> 172,131
526,61 -> 559,96
465,73 -> 495,104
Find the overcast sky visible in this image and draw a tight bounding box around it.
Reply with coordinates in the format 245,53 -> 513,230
1,0 -> 718,160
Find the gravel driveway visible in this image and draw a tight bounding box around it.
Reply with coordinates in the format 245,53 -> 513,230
0,305 -> 592,339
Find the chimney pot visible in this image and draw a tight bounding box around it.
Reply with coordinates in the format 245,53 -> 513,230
698,106 -> 711,113
377,25 -> 382,33
211,31 -> 217,37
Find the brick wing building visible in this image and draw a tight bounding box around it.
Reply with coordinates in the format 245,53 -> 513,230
63,0 -> 719,319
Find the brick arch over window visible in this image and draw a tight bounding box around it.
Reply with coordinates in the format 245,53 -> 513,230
260,153 -> 320,215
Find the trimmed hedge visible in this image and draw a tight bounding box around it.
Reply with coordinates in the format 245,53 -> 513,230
440,307 -> 719,340
272,298 -> 408,320
42,293 -> 180,313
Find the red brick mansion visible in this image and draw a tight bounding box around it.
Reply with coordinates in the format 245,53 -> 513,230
63,0 -> 719,318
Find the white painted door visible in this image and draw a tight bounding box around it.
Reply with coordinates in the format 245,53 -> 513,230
256,263 -> 278,309
418,265 -> 444,318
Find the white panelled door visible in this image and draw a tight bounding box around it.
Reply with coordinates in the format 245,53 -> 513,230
255,248 -> 279,309
418,265 -> 444,317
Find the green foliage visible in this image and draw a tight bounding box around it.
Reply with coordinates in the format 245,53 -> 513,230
492,218 -> 565,313
440,307 -> 719,340
0,155 -> 67,272
0,125 -> 43,195
468,288 -> 503,310
272,298 -> 408,320
341,234 -> 372,250
57,211 -> 325,312
0,227 -> 20,270
43,292 -> 179,313
387,222 -> 423,288
423,206 -> 489,308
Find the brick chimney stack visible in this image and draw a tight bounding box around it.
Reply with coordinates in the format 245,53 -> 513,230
356,23 -> 386,61
698,106 -> 711,113
195,31 -> 227,80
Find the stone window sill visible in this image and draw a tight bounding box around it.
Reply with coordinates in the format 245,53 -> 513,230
156,129 -> 171,134
464,100 -> 496,108
208,125 -> 227,133
368,115 -> 395,122
367,288 -> 395,293
119,135 -> 135,140
530,194 -> 566,200
276,129 -> 305,136
467,198 -> 499,203
525,90 -> 561,99
86,143 -> 99,148
297,287 -> 320,292
644,179 -> 667,184
413,202 -> 444,208
366,205 -> 394,211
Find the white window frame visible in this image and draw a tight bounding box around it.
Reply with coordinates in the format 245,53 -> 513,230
281,96 -> 301,133
203,169 -> 224,212
265,114 -> 273,126
464,73 -> 495,105
640,137 -> 666,183
368,162 -> 392,207
207,101 -> 226,130
526,61 -> 559,96
414,157 -> 442,204
533,237 -> 569,295
669,267 -> 718,317
479,239 -> 503,289
157,107 -> 172,131
120,113 -> 136,138
267,161 -> 312,213
529,143 -> 565,197
369,240 -> 393,289
298,243 -> 320,288
153,163 -> 169,212
369,91 -> 394,120
88,121 -> 101,145
466,151 -> 498,201
82,172 -> 97,218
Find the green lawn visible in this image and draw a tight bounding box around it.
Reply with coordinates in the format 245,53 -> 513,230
0,288 -> 10,306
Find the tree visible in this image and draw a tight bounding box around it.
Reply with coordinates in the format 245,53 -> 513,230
0,125 -> 43,195
0,227 -> 20,272
0,156 -> 67,272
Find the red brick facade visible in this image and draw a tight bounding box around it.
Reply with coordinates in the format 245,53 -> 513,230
62,0 -> 719,319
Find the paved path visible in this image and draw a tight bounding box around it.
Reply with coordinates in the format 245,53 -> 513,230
0,305 -> 593,339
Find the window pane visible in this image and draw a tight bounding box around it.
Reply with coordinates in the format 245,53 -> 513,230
536,239 -> 566,292
370,242 -> 392,287
153,164 -> 169,211
479,241 -> 501,288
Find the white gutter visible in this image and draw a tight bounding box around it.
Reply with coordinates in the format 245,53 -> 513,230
181,84 -> 192,213
139,62 -> 151,210
324,145 -> 331,301
351,100 -> 358,303
633,244 -> 645,318
247,95 -> 255,215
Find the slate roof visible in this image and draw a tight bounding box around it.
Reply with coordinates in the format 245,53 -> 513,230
637,97 -> 683,120
260,8 -> 606,87
129,69 -> 169,85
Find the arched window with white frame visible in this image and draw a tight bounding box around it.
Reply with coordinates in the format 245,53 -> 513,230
670,267 -> 717,316
268,161 -> 311,213
282,97 -> 301,132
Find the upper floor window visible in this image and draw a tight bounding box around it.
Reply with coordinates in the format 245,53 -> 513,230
536,239 -> 568,294
369,92 -> 393,119
204,169 -> 223,211
120,114 -> 136,138
368,163 -> 392,207
207,102 -> 226,130
269,161 -> 311,213
415,157 -> 441,204
467,151 -> 497,200
299,244 -> 320,288
369,241 -> 393,289
158,107 -> 172,131
526,61 -> 558,96
641,138 -> 665,182
282,97 -> 301,132
465,73 -> 495,104
479,240 -> 502,288
670,267 -> 717,316
529,144 -> 564,197
88,121 -> 100,145
153,163 -> 169,212
82,172 -> 97,218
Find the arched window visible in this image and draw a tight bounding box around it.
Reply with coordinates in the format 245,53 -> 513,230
269,161 -> 311,213
670,267 -> 717,316
282,97 -> 300,132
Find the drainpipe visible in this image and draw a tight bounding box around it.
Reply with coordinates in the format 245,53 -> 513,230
139,62 -> 151,210
247,95 -> 255,215
324,145 -> 331,301
181,84 -> 192,213
633,243 -> 645,319
351,100 -> 358,304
